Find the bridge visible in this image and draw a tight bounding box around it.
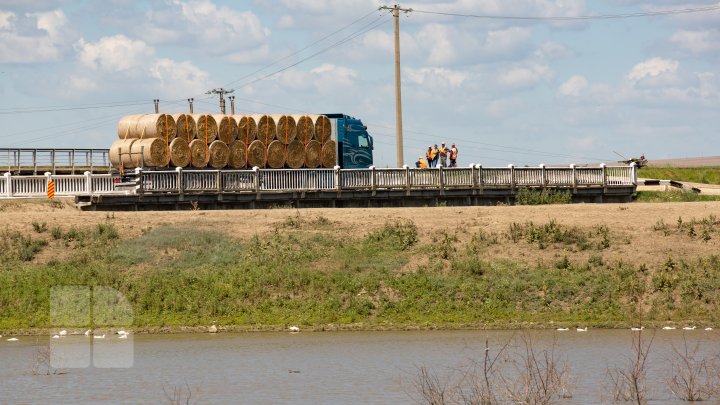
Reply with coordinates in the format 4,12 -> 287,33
0,148 -> 112,175
1,163 -> 637,210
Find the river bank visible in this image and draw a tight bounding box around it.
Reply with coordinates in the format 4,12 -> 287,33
2,200 -> 720,334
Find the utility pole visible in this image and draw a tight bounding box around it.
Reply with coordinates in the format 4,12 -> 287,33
206,88 -> 234,114
380,4 -> 412,167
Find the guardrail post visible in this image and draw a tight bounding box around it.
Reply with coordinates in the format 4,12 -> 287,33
70,150 -> 76,175
630,162 -> 637,186
570,164 -> 577,192
3,172 -> 10,198
403,165 -> 410,194
32,150 -> 37,175
539,164 -> 546,189
176,166 -> 184,199
334,165 -> 341,192
134,167 -> 143,195
253,166 -> 260,194
84,171 -> 93,195
438,165 -> 445,192
477,164 -> 484,193
508,164 -> 515,192
50,150 -> 56,175
469,164 -> 477,189
600,163 -> 607,193
369,165 -> 376,193
216,170 -> 222,193
44,172 -> 52,196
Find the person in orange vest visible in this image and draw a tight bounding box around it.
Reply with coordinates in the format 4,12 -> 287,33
425,146 -> 433,167
439,143 -> 448,167
430,144 -> 439,167
449,144 -> 458,167
415,156 -> 428,169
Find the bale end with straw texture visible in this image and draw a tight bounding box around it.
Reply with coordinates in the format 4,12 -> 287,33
189,139 -> 208,168
275,115 -> 297,145
266,140 -> 285,169
314,115 -> 331,143
228,140 -> 247,169
173,114 -> 197,142
130,138 -> 170,168
294,115 -> 315,143
247,140 -> 266,168
208,140 -> 230,169
192,114 -> 218,144
305,140 -> 321,169
285,140 -> 305,169
169,137 -> 191,168
235,115 -> 258,144
321,140 -> 337,168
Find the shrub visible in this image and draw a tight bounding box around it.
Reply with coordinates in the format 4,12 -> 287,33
32,221 -> 47,233
366,220 -> 418,251
515,188 -> 572,205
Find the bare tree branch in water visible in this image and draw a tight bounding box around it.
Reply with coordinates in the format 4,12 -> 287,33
415,365 -> 451,405
163,382 -> 193,405
666,334 -> 719,401
31,344 -> 62,376
499,334 -> 573,405
606,329 -> 654,405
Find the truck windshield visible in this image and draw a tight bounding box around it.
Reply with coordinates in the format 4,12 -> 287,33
358,133 -> 370,148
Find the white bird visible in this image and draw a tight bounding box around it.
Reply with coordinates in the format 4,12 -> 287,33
683,326 -> 696,330
208,324 -> 218,333
93,334 -> 105,339
288,326 -> 300,333
576,327 -> 588,332
58,330 -> 67,336
662,326 -> 676,330
705,327 -> 713,331
631,326 -> 644,331
52,335 -> 60,339
84,330 -> 91,336
7,338 -> 18,341
118,334 -> 128,339
117,330 -> 128,336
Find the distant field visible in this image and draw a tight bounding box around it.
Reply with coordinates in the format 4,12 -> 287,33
646,156 -> 720,168
638,167 -> 720,185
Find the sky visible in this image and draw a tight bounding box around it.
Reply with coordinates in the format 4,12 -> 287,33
0,0 -> 719,167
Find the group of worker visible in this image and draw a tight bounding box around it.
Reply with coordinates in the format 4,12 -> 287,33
416,143 -> 458,169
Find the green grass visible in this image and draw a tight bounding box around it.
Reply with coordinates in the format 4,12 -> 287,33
634,190 -> 720,203
1,220 -> 719,332
639,167 -> 720,185
515,188 -> 572,205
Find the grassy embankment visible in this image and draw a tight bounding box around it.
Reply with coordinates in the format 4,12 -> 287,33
638,167 -> 720,185
2,209 -> 720,333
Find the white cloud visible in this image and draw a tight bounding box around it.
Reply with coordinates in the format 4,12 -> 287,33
668,29 -> 720,56
498,62 -> 552,89
559,75 -> 588,96
627,57 -> 678,81
0,9 -> 77,63
310,63 -> 357,87
77,35 -> 154,74
405,67 -> 467,88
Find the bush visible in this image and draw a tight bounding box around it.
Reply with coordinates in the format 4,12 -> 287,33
366,220 -> 418,251
515,188 -> 572,205
32,222 -> 47,233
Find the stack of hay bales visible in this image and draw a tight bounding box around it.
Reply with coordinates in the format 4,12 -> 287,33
110,113 -> 337,170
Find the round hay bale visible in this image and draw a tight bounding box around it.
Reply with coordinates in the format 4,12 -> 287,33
266,140 -> 285,169
252,114 -> 277,143
321,140 -> 337,168
228,140 -> 247,169
189,139 -> 208,168
117,115 -> 142,139
286,140 -> 305,169
213,114 -> 238,144
130,138 -> 170,168
247,140 -> 266,168
133,114 -> 177,140
305,140 -> 321,169
273,115 -> 297,144
173,114 -> 196,142
208,140 -> 230,169
109,139 -> 135,169
169,137 -> 191,168
235,115 -> 257,144
191,114 -> 218,144
313,115 -> 331,143
293,115 -> 315,143
119,139 -> 138,168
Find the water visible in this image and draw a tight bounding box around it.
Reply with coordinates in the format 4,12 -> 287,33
1,329 -> 719,404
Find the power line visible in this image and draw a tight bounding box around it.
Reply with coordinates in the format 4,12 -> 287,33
411,4 -> 720,21
0,100 -> 150,114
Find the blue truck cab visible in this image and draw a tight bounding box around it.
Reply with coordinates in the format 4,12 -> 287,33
324,113 -> 374,169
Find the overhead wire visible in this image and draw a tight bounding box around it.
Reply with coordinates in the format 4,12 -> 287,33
411,4 -> 720,21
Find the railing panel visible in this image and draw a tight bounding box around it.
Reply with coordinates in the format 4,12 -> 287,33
375,169 -> 406,189
481,168 -> 512,186
514,168 -> 543,186
141,171 -> 178,192
606,166 -> 633,186
222,171 -> 256,192
546,168 -> 573,186
11,176 -> 47,196
91,175 -> 115,193
0,176 -> 6,196
340,170 -> 371,189
444,168 -> 473,187
183,171 -> 217,192
410,169 -> 440,188
53,175 -> 87,195
576,168 -> 603,185
260,169 -> 335,191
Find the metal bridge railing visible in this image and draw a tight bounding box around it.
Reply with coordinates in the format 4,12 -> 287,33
1,163 -> 637,199
0,148 -> 111,174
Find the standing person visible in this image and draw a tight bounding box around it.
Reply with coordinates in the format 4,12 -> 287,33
431,144 -> 440,167
449,144 -> 458,167
439,143 -> 448,167
425,146 -> 433,167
